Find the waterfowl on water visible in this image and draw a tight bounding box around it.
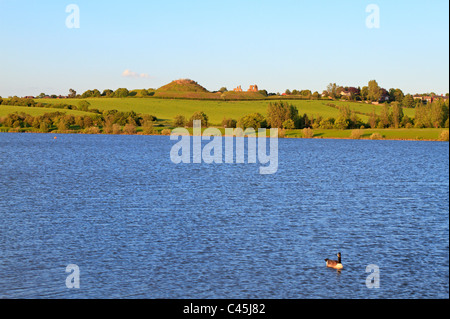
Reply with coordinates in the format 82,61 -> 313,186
325,252 -> 343,269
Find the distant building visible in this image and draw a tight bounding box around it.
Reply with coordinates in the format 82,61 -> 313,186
379,89 -> 390,102
379,95 -> 390,102
433,94 -> 449,101
423,96 -> 433,104
413,94 -> 448,104
248,85 -> 258,92
233,85 -> 259,92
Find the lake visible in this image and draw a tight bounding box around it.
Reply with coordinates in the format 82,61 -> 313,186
0,133 -> 448,299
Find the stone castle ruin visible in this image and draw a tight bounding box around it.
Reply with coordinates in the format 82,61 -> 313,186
233,84 -> 259,92
248,85 -> 258,92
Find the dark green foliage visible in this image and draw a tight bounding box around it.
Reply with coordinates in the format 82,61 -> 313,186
102,89 -> 114,97
114,88 -> 130,98
402,94 -> 415,108
0,107 -> 160,134
81,89 -> 101,98
0,96 -> 36,107
414,100 -> 449,128
78,100 -> 91,112
222,117 -> 237,128
174,114 -> 186,127
188,111 -> 209,127
267,101 -> 299,129
237,113 -> 266,130
258,90 -> 268,97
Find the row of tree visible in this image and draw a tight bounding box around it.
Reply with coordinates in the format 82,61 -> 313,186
0,98 -> 160,123
79,88 -> 155,98
284,80 -> 449,108
0,109 -> 158,134
20,88 -> 155,99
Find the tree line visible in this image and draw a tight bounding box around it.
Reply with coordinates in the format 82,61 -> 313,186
289,80 -> 449,108
2,88 -> 155,100
0,109 -> 159,135
8,79 -> 447,106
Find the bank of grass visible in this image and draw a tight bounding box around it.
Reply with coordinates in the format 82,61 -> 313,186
284,128 -> 448,141
0,105 -> 94,117
0,124 -> 169,134
154,127 -> 448,141
1,123 -> 447,141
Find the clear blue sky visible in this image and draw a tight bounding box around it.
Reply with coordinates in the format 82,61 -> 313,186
0,0 -> 448,97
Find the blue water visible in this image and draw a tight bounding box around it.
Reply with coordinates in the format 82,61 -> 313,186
0,133 -> 448,299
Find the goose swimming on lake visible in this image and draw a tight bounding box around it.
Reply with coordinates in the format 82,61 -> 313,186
325,252 -> 343,270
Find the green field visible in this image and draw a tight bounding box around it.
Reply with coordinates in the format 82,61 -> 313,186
33,98 -> 378,124
347,101 -> 416,119
0,105 -> 94,117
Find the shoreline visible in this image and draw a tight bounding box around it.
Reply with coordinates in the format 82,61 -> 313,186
1,130 -> 448,142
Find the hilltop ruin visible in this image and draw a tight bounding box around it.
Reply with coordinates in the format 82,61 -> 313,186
233,85 -> 259,92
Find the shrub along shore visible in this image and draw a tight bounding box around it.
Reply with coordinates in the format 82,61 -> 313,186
1,125 -> 448,142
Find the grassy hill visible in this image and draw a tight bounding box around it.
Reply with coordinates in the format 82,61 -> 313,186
153,79 -> 218,99
156,79 -> 209,93
152,79 -> 268,100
